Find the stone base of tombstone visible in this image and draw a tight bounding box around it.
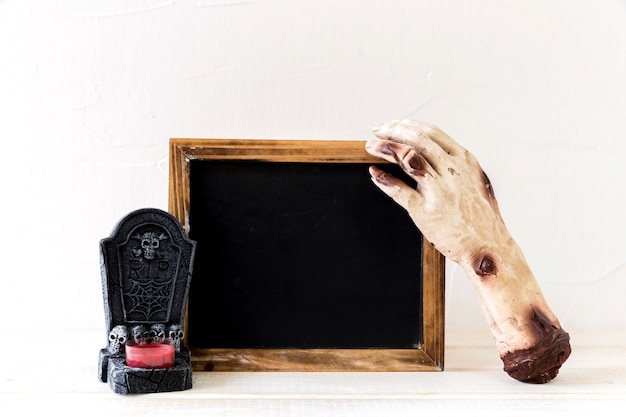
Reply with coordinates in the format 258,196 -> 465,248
98,348 -> 193,394
104,350 -> 192,394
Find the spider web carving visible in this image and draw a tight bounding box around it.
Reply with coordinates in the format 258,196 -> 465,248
124,278 -> 171,322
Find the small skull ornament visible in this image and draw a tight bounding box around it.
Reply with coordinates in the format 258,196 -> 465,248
136,232 -> 167,260
150,323 -> 166,343
108,325 -> 128,355
130,324 -> 148,344
168,324 -> 184,352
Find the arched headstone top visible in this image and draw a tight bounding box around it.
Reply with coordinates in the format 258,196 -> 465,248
100,208 -> 196,335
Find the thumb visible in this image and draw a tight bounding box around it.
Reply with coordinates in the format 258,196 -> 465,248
368,166 -> 422,213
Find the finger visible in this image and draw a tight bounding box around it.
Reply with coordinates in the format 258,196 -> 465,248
368,166 -> 423,212
365,139 -> 435,181
395,119 -> 466,156
372,119 -> 428,144
372,119 -> 450,174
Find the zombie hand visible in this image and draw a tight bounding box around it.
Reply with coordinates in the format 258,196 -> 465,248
366,119 -> 571,383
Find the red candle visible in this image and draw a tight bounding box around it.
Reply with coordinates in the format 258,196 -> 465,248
126,343 -> 175,369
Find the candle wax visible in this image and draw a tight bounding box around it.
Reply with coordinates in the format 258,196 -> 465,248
126,343 -> 175,369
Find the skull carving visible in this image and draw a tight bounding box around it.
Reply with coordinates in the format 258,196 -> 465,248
168,324 -> 184,352
130,324 -> 148,345
108,325 -> 128,355
150,323 -> 166,343
135,232 -> 167,260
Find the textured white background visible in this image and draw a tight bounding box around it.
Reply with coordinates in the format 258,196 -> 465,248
1,0 -> 624,335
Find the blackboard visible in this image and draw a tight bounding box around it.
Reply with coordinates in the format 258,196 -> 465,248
169,139 -> 445,371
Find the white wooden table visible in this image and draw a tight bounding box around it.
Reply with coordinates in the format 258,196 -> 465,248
1,331 -> 624,416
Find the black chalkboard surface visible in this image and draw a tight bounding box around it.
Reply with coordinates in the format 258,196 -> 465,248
169,139 -> 444,371
188,160 -> 422,349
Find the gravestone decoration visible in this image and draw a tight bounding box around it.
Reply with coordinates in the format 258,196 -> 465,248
98,208 -> 196,394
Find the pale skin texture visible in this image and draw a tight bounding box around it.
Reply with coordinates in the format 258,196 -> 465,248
365,119 -> 571,383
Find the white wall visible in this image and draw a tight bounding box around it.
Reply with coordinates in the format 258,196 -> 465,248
1,0 -> 625,335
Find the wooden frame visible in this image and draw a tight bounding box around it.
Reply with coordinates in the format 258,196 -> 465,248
169,139 -> 445,372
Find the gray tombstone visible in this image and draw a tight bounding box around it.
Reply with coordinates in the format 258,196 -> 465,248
98,208 -> 196,394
